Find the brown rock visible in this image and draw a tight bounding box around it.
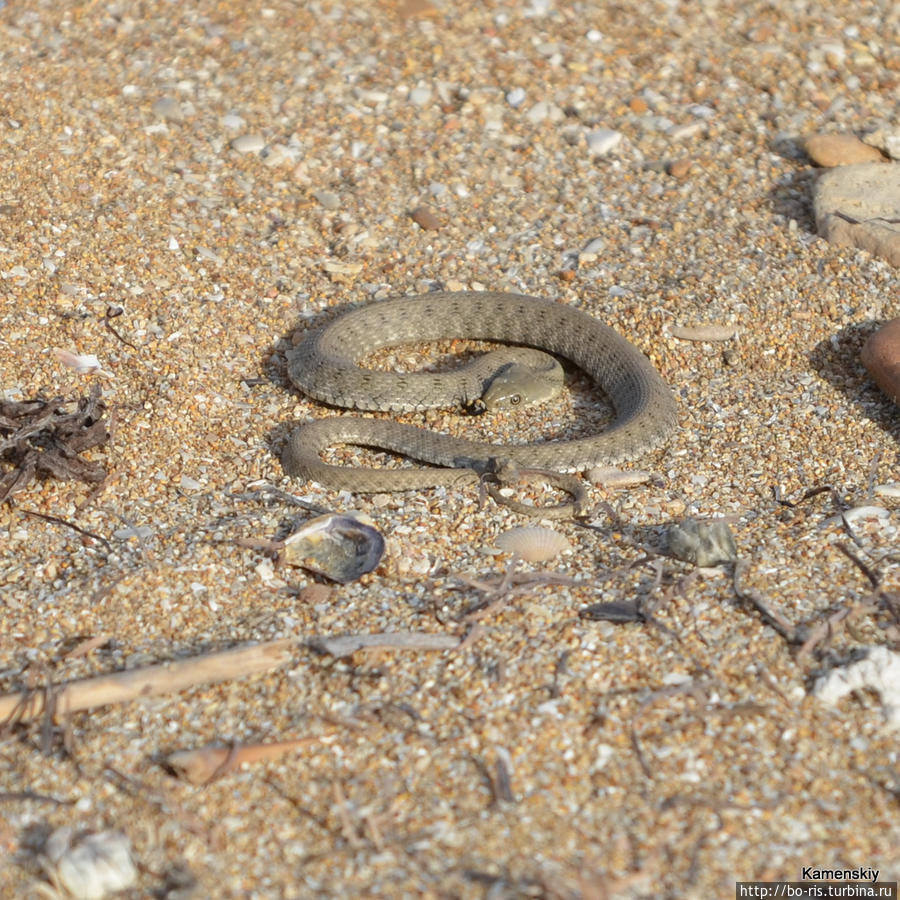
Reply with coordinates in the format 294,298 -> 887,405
862,318 -> 900,406
804,133 -> 885,167
629,97 -> 648,114
409,205 -> 441,230
667,158 -> 694,178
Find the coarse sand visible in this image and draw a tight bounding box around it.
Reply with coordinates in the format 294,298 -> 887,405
2,1 -> 900,897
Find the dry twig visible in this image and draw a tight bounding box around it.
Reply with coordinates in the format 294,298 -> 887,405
0,386 -> 109,502
0,639 -> 295,725
165,737 -> 329,785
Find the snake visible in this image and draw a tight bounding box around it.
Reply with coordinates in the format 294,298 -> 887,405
281,291 -> 677,513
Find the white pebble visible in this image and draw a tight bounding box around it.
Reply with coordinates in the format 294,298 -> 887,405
578,237 -> 606,261
408,86 -> 432,107
506,87 -> 526,108
586,128 -> 622,156
312,189 -> 340,210
874,482 -> 900,498
525,101 -> 564,124
221,113 -> 246,130
152,96 -> 183,122
230,134 -> 266,153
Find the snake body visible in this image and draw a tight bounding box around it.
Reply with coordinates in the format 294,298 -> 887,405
282,291 -> 677,493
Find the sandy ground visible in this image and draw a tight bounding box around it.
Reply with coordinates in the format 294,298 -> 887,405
3,1 -> 900,897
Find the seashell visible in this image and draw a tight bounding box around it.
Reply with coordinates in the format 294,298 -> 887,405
280,513 -> 385,583
588,466 -> 653,487
668,517 -> 738,567
874,482 -> 900,499
42,827 -> 136,900
495,526 -> 572,563
842,505 -> 890,525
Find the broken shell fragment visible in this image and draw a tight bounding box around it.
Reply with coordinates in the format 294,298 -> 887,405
280,513 -> 385,583
495,526 -> 572,563
580,600 -> 643,623
668,517 -> 738,567
42,827 -> 137,900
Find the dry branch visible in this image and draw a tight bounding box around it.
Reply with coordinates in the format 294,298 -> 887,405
308,631 -> 460,658
165,737 -> 327,785
0,639 -> 295,725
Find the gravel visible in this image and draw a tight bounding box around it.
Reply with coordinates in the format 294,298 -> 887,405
3,0 -> 900,897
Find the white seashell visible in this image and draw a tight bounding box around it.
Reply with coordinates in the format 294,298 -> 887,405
495,526 -> 572,563
874,482 -> 900,499
53,348 -> 113,377
42,827 -> 137,900
588,466 -> 653,487
842,505 -> 891,524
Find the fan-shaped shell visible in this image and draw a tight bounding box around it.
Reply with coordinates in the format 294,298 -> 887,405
495,526 -> 571,563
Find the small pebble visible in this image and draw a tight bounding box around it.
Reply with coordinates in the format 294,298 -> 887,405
408,86 -> 432,107
668,121 -> 706,141
804,133 -> 885,167
578,237 -> 605,261
670,324 -> 737,342
586,128 -> 622,156
312,189 -> 341,210
409,205 -> 441,231
230,134 -> 266,153
861,318 -> 900,405
525,101 -> 564,124
152,96 -> 183,122
506,87 -> 526,108
221,113 -> 246,130
666,158 -> 694,178
863,127 -> 900,161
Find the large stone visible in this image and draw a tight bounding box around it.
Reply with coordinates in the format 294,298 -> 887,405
861,317 -> 900,406
813,162 -> 900,266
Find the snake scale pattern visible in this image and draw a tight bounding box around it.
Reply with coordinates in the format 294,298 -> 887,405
282,291 -> 677,493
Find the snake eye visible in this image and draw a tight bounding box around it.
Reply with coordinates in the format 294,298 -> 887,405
509,394 -> 521,406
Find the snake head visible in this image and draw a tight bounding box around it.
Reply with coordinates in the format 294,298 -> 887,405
480,360 -> 564,412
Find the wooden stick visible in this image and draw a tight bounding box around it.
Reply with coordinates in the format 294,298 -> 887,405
165,737 -> 328,785
308,631 -> 460,658
0,639 -> 295,724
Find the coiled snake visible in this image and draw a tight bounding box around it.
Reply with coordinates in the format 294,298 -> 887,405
282,291 -> 676,515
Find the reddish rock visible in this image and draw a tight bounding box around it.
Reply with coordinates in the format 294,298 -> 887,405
804,133 -> 885,167
862,318 -> 900,405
